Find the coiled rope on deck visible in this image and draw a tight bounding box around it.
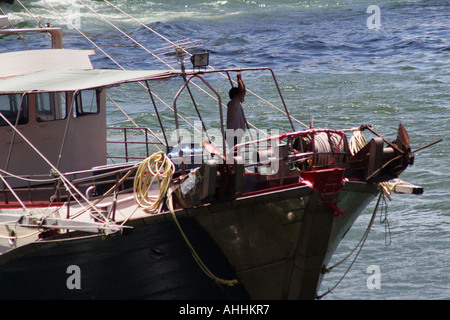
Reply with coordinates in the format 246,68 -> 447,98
133,152 -> 238,287
133,151 -> 175,214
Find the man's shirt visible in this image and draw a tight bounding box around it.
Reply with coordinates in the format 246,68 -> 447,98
227,97 -> 246,131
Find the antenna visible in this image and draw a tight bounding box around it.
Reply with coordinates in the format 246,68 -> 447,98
151,38 -> 205,70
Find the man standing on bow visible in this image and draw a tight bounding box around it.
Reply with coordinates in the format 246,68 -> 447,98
226,72 -> 247,154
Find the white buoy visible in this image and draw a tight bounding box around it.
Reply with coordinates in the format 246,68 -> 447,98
0,16 -> 9,29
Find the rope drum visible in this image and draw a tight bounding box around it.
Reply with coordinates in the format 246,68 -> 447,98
293,131 -> 347,169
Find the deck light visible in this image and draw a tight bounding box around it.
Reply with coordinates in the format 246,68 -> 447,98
190,52 -> 209,69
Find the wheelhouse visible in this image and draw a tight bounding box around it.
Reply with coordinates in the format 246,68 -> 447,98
0,45 -> 175,196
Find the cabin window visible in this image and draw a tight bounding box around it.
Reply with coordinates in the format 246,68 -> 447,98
0,94 -> 29,126
75,90 -> 99,117
36,92 -> 67,122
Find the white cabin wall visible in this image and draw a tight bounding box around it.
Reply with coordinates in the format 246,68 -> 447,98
0,89 -> 107,187
58,89 -> 107,173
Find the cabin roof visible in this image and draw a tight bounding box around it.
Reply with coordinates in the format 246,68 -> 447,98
0,69 -> 176,94
0,49 -> 95,79
0,49 -> 176,94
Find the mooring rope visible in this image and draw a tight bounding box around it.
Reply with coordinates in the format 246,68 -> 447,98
316,192 -> 383,299
166,188 -> 239,287
132,151 -> 238,286
317,128 -> 401,298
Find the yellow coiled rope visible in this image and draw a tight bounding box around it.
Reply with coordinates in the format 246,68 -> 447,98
133,151 -> 238,287
133,151 -> 175,214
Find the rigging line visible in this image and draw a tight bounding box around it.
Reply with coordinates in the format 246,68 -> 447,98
76,0 -> 175,70
40,0 -> 122,68
0,111 -> 109,223
0,6 -> 30,50
0,172 -> 26,209
101,1 -> 300,128
105,93 -> 164,150
317,192 -> 382,299
102,0 -> 308,130
61,0 -> 264,138
224,74 -> 308,130
15,0 -> 42,26
0,168 -> 59,183
38,0 -> 201,137
101,0 -> 184,54
99,1 -> 273,135
42,0 -> 201,137
106,93 -> 141,128
78,0 -> 247,138
40,0 -> 259,141
78,0 -> 208,137
78,0 -> 257,136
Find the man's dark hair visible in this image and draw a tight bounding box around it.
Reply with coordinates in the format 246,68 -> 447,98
229,87 -> 239,100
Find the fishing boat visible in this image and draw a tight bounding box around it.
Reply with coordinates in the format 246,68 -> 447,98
0,16 -> 439,300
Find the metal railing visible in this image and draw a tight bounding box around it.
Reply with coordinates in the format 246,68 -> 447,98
106,126 -> 166,162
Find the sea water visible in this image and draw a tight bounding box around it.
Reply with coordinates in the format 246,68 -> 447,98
1,0 -> 448,300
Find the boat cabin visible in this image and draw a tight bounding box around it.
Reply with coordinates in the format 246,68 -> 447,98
0,49 -> 107,184
0,86 -> 106,179
0,40 -> 174,195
